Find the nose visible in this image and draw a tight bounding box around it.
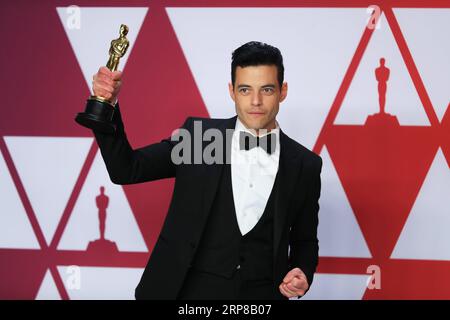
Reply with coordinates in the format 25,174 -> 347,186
251,91 -> 262,106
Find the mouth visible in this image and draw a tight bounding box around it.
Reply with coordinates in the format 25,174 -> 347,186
248,112 -> 265,117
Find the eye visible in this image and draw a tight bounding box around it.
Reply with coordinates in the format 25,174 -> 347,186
263,88 -> 274,94
239,88 -> 249,94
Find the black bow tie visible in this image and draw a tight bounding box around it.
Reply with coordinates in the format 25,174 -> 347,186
239,131 -> 277,155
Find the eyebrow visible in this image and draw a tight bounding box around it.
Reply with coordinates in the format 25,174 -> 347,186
237,84 -> 276,89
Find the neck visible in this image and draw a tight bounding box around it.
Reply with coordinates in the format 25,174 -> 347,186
255,127 -> 275,136
242,120 -> 277,136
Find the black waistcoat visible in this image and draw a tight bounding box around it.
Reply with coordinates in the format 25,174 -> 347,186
190,162 -> 279,282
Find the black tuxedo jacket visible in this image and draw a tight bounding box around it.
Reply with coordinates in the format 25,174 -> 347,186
93,103 -> 322,300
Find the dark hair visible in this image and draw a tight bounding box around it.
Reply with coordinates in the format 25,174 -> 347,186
231,41 -> 284,89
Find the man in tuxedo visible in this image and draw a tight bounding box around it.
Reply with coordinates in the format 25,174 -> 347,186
91,41 -> 322,300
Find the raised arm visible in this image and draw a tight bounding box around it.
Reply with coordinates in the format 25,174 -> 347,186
91,66 -> 191,185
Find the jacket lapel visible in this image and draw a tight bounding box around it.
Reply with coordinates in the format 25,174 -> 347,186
273,130 -> 303,262
198,116 -> 237,224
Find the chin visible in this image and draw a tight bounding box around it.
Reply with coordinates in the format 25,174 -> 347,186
246,121 -> 262,130
241,116 -> 266,130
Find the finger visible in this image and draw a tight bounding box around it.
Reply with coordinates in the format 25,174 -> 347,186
96,73 -> 115,85
92,86 -> 113,99
279,284 -> 294,298
92,83 -> 113,94
112,80 -> 122,90
298,268 -> 307,277
98,66 -> 112,76
95,80 -> 115,91
93,83 -> 114,95
286,283 -> 303,296
279,286 -> 287,297
283,270 -> 297,283
97,71 -> 114,81
283,268 -> 302,283
294,267 -> 306,278
279,286 -> 290,298
287,282 -> 296,291
292,277 -> 308,290
282,283 -> 297,297
94,90 -> 113,100
93,78 -> 114,90
111,71 -> 122,81
287,282 -> 304,296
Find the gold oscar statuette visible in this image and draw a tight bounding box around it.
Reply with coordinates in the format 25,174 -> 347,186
75,24 -> 130,133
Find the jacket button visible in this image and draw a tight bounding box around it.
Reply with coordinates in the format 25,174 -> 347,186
190,241 -> 196,249
236,264 -> 241,270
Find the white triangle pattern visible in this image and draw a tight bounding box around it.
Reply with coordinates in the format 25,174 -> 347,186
35,269 -> 61,300
391,148 -> 450,260
300,273 -> 371,300
4,136 -> 93,245
56,7 -> 149,94
394,9 -> 450,122
57,266 -> 144,300
318,146 -> 372,258
58,150 -> 147,252
0,147 -> 40,249
334,14 -> 430,126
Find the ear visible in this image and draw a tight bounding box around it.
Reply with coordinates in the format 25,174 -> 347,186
279,82 -> 288,103
228,82 -> 236,102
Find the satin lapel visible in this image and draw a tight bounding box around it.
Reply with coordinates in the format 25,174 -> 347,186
273,130 -> 303,262
199,115 -> 238,224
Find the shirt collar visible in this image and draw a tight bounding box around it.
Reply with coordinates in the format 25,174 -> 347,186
234,116 -> 280,138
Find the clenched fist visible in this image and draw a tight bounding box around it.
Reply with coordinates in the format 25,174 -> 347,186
279,267 -> 309,298
92,66 -> 123,105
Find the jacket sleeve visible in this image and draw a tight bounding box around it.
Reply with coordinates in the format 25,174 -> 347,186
288,154 -> 323,299
92,102 -> 191,185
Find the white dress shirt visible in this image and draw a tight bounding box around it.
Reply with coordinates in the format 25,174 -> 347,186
231,117 -> 281,236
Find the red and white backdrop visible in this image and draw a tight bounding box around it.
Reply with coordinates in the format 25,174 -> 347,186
0,0 -> 449,299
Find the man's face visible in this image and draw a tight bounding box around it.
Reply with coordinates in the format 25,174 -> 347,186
229,65 -> 287,135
